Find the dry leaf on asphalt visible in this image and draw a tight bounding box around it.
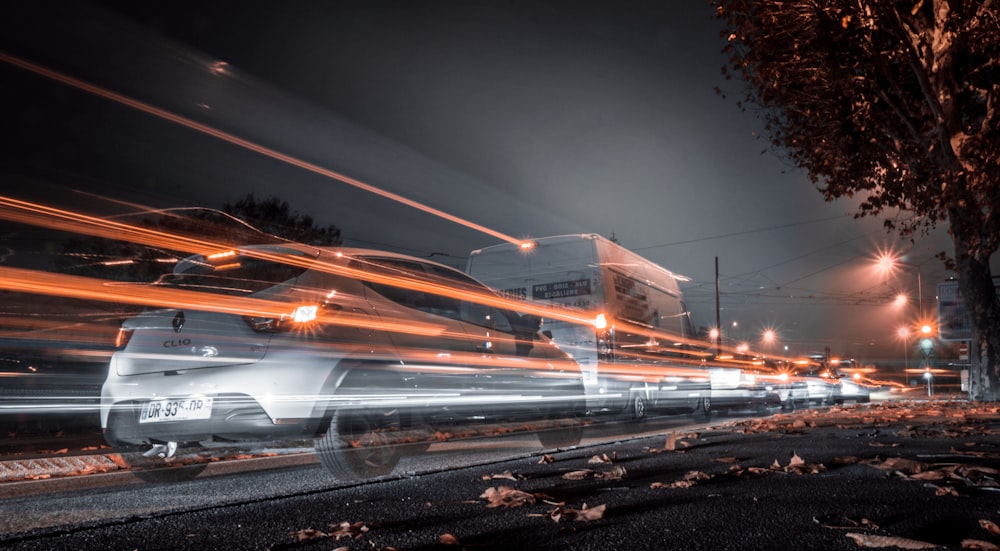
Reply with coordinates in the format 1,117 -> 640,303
538,454 -> 555,464
962,539 -> 1000,550
562,465 -> 627,480
482,470 -> 521,481
779,452 -> 826,474
845,532 -> 938,549
875,457 -> 930,473
547,503 -> 606,523
328,521 -> 369,540
980,520 -> 1000,538
288,528 -> 329,542
439,533 -> 461,546
814,515 -> 879,530
588,453 -> 616,464
480,486 -> 537,508
651,470 -> 712,489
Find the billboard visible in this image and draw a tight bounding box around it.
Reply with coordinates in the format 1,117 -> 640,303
937,278 -> 1000,341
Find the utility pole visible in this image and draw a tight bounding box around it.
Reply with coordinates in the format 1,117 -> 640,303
715,256 -> 721,355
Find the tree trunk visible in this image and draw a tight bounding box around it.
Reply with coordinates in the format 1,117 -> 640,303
952,236 -> 1000,402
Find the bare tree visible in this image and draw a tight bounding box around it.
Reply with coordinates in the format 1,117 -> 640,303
714,0 -> 1000,399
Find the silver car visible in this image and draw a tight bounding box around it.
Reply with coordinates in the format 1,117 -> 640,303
100,244 -> 585,481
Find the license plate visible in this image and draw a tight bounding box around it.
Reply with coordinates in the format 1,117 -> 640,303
139,397 -> 213,423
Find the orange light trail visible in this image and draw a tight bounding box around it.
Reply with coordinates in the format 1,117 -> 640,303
0,266 -> 447,338
0,51 -> 524,246
0,194 -> 598,329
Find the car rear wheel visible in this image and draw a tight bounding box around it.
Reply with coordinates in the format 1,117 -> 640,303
315,405 -> 403,480
630,393 -> 647,420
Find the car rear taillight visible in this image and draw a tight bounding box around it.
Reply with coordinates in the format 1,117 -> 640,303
114,327 -> 134,349
244,304 -> 333,333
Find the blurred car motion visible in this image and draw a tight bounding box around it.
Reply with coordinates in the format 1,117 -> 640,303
100,244 -> 586,481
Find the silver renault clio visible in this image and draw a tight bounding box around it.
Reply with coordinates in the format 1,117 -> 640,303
100,244 -> 585,480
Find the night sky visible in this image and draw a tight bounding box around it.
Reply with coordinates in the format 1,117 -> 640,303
1,1 -> 960,361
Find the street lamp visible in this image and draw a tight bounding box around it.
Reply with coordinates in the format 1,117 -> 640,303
875,253 -> 924,318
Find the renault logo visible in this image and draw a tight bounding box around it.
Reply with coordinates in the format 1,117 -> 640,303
172,311 -> 186,333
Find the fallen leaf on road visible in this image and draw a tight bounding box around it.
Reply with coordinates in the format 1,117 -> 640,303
439,533 -> 461,545
961,539 -> 1000,549
538,454 -> 555,464
651,480 -> 695,489
651,470 -> 712,489
845,532 -> 938,549
483,470 -> 521,481
980,520 -> 1000,538
712,456 -> 739,463
328,521 -> 369,540
547,503 -> 606,523
588,453 -> 615,464
562,465 -> 627,480
480,486 -> 537,508
288,528 -> 328,542
814,515 -> 879,530
875,457 -> 929,473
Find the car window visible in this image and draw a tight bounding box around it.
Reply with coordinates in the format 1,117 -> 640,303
352,257 -> 463,319
353,256 -> 522,333
461,301 -> 514,333
159,251 -> 311,296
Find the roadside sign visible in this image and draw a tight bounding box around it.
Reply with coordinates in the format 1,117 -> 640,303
937,278 -> 1000,341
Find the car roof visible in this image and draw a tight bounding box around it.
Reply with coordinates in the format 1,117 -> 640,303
188,243 -> 468,277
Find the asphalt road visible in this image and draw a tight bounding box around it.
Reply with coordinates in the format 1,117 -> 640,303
2,400 -> 998,551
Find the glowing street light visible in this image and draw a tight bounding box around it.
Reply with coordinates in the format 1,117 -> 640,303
874,252 -> 924,317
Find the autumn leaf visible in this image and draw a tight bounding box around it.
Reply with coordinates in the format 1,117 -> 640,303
483,470 -> 520,481
538,454 -> 555,464
666,431 -> 677,451
845,532 -> 938,549
684,470 -> 712,482
588,453 -> 616,464
288,528 -> 328,542
873,457 -> 930,474
480,486 -> 537,508
814,515 -> 879,530
548,503 -> 606,523
562,466 -> 626,480
934,485 -> 960,497
439,533 -> 461,546
328,521 -> 369,540
980,520 -> 1000,538
961,539 -> 1000,550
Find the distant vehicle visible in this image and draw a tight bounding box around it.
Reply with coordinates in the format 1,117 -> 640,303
836,375 -> 873,403
100,244 -> 586,481
712,360 -> 808,413
467,234 -> 710,419
795,356 -> 872,405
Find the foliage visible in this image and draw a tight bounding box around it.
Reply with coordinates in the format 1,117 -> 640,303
714,0 -> 1000,399
55,193 -> 342,282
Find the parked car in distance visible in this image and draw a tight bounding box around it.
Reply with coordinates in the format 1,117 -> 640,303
100,244 -> 586,481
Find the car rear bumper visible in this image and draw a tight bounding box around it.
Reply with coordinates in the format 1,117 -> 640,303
103,395 -> 319,446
